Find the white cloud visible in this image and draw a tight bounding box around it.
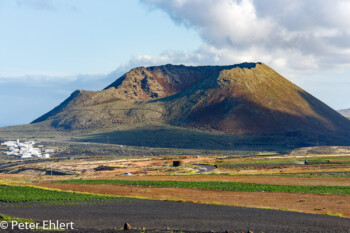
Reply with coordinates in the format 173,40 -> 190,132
139,0 -> 350,74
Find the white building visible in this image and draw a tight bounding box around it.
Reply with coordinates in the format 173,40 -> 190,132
2,139 -> 47,159
44,149 -> 55,153
21,153 -> 32,159
1,140 -> 18,147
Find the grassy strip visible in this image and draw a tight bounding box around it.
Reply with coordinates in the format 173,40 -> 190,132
259,173 -> 350,178
0,185 -> 119,202
205,173 -> 350,178
58,179 -> 350,195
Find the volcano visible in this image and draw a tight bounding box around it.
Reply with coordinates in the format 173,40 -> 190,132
32,62 -> 350,137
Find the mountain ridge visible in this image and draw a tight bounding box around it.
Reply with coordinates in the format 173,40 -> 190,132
32,62 -> 350,137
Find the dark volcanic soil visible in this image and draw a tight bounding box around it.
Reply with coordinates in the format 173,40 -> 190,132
0,199 -> 349,233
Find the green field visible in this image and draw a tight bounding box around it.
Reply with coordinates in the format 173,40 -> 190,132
58,180 -> 350,195
0,185 -> 118,202
251,173 -> 350,178
207,173 -> 350,178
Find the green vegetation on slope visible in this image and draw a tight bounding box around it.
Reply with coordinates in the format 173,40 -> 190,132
0,185 -> 118,202
77,125 -> 291,151
58,180 -> 350,195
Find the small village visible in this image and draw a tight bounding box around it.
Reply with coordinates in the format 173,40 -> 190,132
1,139 -> 54,159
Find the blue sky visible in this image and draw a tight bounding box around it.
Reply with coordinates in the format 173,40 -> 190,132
1,0 -> 350,126
0,0 -> 200,76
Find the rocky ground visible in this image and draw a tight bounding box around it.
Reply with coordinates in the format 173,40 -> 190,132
1,199 -> 350,233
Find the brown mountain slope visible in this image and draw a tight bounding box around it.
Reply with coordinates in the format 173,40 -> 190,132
162,64 -> 350,134
103,64 -> 249,100
32,63 -> 350,136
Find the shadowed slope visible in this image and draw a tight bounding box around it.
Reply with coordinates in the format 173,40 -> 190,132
162,64 -> 350,134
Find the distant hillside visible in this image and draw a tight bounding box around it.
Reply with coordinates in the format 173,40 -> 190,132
32,63 -> 350,137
